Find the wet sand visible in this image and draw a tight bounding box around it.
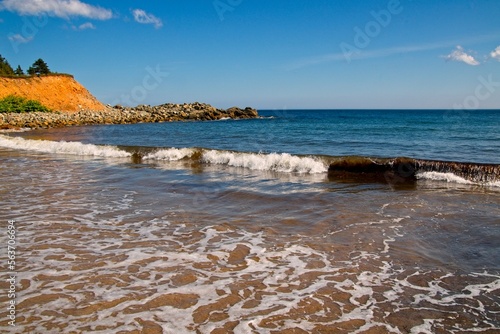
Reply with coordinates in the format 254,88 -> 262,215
0,148 -> 499,333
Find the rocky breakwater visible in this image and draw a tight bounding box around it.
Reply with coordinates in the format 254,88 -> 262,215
0,102 -> 259,129
123,102 -> 258,122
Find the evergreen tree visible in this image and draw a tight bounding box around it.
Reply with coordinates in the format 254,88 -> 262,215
27,58 -> 51,76
0,54 -> 15,76
27,66 -> 35,76
14,65 -> 24,76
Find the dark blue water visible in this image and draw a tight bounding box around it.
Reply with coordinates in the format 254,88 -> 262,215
22,109 -> 500,163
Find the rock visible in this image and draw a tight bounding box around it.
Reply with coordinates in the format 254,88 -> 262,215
0,102 -> 259,129
244,107 -> 259,117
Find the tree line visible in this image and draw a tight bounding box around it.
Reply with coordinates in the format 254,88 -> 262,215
0,55 -> 52,77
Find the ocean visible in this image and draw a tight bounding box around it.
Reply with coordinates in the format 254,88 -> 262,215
0,109 -> 499,333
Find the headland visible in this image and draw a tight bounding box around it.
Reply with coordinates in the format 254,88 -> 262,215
0,75 -> 258,129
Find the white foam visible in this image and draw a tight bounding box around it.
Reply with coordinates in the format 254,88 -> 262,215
418,171 -> 500,188
417,171 -> 474,184
0,134 -> 131,158
486,181 -> 500,188
0,127 -> 31,133
143,148 -> 196,161
12,206 -> 500,333
410,319 -> 436,334
201,150 -> 327,174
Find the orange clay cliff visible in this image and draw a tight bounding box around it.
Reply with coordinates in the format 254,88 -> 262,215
0,75 -> 106,112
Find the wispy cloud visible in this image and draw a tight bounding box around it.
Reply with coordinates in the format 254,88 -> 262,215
73,22 -> 95,30
443,45 -> 480,66
490,46 -> 500,61
8,33 -> 33,44
132,9 -> 163,29
285,34 -> 500,70
285,41 -> 453,71
0,0 -> 112,20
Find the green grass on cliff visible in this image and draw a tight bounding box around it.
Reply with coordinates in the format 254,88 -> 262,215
0,95 -> 51,113
0,73 -> 74,79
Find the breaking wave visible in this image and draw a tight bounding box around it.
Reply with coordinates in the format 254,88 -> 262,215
327,156 -> 500,187
0,134 -> 131,158
1,134 -> 499,186
417,172 -> 474,184
143,148 -> 197,161
201,150 -> 327,174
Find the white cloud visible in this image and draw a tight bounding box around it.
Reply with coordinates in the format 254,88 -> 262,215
444,45 -> 480,66
8,33 -> 33,44
132,9 -> 163,29
490,46 -> 500,61
75,22 -> 95,30
0,0 -> 112,20
285,35 -> 500,71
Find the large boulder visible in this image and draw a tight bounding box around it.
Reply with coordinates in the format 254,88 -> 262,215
226,107 -> 258,119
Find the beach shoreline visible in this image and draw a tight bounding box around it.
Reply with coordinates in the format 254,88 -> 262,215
0,102 -> 259,130
1,109 -> 499,333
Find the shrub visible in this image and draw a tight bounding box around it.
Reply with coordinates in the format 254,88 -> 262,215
0,95 -> 51,113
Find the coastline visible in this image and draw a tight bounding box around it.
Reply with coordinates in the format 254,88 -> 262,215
1,109 -> 499,333
0,102 -> 259,129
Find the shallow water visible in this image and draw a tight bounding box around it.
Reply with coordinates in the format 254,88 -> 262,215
1,110 -> 499,332
0,143 -> 499,333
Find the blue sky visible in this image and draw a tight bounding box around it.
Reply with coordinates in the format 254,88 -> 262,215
1,0 -> 499,109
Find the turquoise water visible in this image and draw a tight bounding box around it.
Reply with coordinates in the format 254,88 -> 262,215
1,109 -> 499,333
